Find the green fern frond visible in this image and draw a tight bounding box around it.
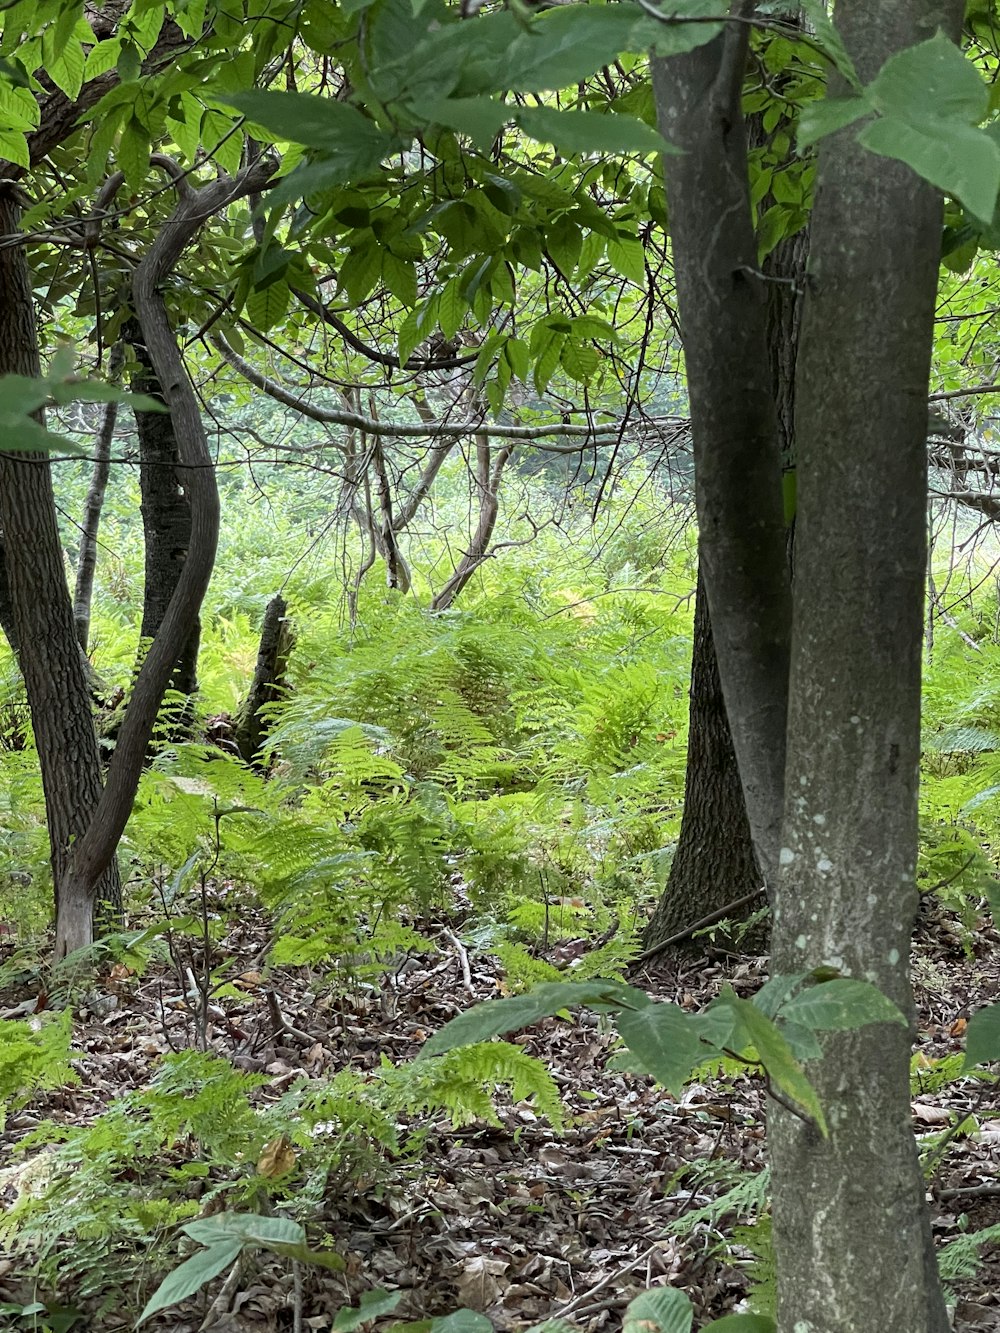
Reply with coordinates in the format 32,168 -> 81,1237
388,1041 -> 564,1130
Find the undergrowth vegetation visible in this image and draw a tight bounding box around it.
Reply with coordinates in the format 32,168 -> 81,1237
1,468 -> 999,1326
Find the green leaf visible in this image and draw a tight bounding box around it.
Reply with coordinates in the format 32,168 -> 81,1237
47,38 -> 85,99
503,6 -> 640,93
622,1288 -> 692,1333
559,341 -> 600,384
798,0 -> 860,89
963,1001 -> 1000,1070
0,128 -> 28,168
182,1213 -> 305,1248
778,979 -> 906,1032
382,252 -> 417,308
867,31 -> 988,126
410,96 -> 510,151
516,106 -> 672,157
116,39 -> 141,84
246,279 -> 290,333
84,37 -> 122,79
334,1288 -> 404,1332
858,116 -> 1000,223
431,1313 -> 493,1333
797,95 -> 868,152
220,91 -> 396,182
418,980 -> 647,1058
729,997 -> 828,1136
137,1239 -> 243,1325
615,1002 -> 706,1097
606,234 -> 645,284
704,1316 -> 777,1333
118,113 -> 149,190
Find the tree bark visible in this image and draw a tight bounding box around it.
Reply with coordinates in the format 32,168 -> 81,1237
54,157 -> 275,956
431,433 -> 513,612
74,341 -> 125,652
768,4 -> 961,1331
235,593 -> 293,768
0,185 -> 122,942
652,36 -> 790,887
125,317 -> 200,698
643,567 -> 760,949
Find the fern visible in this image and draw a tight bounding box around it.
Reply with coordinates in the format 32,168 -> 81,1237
0,1012 -> 74,1130
385,1040 -> 565,1130
938,1222 -> 1000,1284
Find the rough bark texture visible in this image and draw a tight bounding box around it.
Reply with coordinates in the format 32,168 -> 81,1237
235,593 -> 293,769
0,187 -> 121,946
652,38 -> 790,885
643,567 -> 759,948
126,318 -> 200,697
74,341 -> 124,651
768,4 -> 962,1331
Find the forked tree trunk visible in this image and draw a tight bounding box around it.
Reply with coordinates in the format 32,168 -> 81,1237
0,185 -> 122,939
768,4 -> 960,1329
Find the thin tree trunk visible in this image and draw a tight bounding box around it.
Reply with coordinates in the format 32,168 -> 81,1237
74,341 -> 125,652
125,317 -> 200,698
0,185 -> 122,945
431,434 -> 513,612
767,5 -> 961,1329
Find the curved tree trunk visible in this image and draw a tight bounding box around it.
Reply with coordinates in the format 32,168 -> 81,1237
0,186 -> 122,943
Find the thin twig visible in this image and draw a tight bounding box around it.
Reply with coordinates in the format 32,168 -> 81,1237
635,888 -> 766,963
441,927 -> 473,995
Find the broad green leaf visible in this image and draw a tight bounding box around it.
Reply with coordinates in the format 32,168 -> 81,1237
182,1213 -> 305,1248
559,341 -> 600,384
797,95 -> 867,151
777,1020 -> 822,1063
118,113 -> 149,190
503,6 -> 641,93
382,252 -> 417,308
779,979 -> 906,1032
410,96 -> 510,151
627,0 -> 723,57
84,37 -> 122,79
137,1239 -> 243,1324
533,330 -> 565,395
751,974 -> 805,1020
622,1287 -> 692,1333
418,980 -> 647,1058
47,39 -> 85,99
246,279 -> 291,333
963,1001 -> 1000,1070
868,31 -> 988,126
858,116 -> 1000,223
516,106 -> 672,157
220,91 -> 396,180
0,128 -> 28,168
730,997 -> 828,1135
432,1313 -> 493,1333
615,1002 -> 706,1097
606,234 -> 646,284
704,1316 -> 777,1333
334,1288 -> 404,1332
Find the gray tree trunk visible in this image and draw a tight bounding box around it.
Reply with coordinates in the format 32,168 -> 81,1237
235,593 -> 293,768
768,4 -> 961,1329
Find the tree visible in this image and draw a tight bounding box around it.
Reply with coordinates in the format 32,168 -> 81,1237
653,1 -> 980,1327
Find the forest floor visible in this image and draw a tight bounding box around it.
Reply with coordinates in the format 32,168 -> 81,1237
0,899 -> 998,1333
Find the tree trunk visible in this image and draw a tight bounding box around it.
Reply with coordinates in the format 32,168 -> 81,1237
74,341 -> 125,652
235,593 -> 293,768
651,38 -> 790,887
126,318 -> 200,698
0,185 -> 122,946
643,567 -> 759,950
768,5 -> 961,1331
